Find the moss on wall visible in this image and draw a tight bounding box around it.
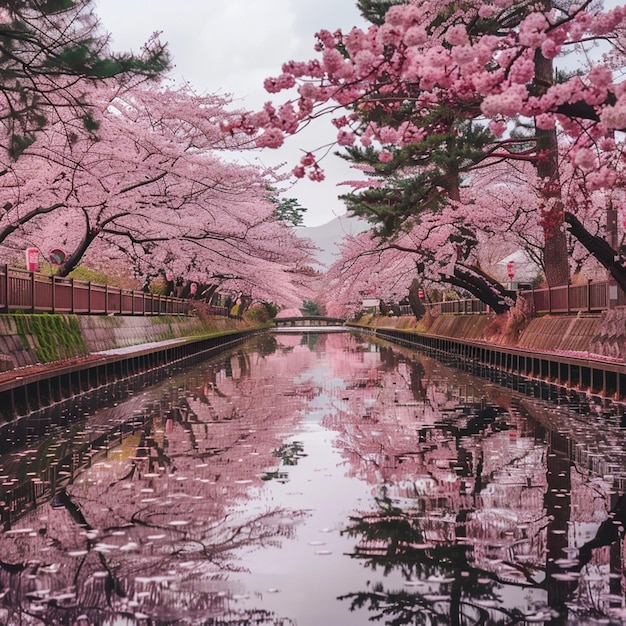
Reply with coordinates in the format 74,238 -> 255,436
9,313 -> 88,363
148,315 -> 177,325
148,315 -> 177,341
0,313 -> 255,366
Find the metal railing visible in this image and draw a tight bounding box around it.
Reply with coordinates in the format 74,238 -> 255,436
418,280 -> 624,316
520,280 -> 625,314
422,298 -> 492,316
0,265 -> 192,316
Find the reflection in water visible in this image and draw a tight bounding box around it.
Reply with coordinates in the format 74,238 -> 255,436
0,332 -> 624,624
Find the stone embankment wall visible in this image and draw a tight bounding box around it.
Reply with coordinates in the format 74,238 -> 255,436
78,315 -> 242,352
359,309 -> 626,361
589,309 -> 626,360
517,315 -> 604,354
0,313 -> 252,370
3,309 -> 626,372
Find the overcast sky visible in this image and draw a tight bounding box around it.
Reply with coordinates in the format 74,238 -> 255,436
95,0 -> 368,227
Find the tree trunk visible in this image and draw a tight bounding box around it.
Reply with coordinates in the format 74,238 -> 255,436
564,211 -> 626,291
534,49 -> 570,287
200,284 -> 219,302
239,296 -> 253,317
408,278 -> 426,319
57,229 -> 99,277
442,263 -> 515,314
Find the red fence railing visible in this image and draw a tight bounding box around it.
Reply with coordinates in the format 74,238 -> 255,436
520,280 -> 625,313
0,266 -> 192,316
520,280 -> 626,313
418,280 -> 625,316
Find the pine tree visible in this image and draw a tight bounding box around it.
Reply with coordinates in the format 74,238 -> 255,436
0,0 -> 170,157
356,0 -> 408,26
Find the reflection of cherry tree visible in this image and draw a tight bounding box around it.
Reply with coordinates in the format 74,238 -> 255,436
0,464 -> 302,624
320,338 -> 625,623
0,339 -> 320,624
323,345 -> 498,487
0,334 -> 625,623
340,493 -> 528,625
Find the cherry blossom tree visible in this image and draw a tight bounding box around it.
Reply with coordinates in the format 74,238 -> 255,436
323,228 -> 515,317
322,150 -> 614,316
232,0 -> 626,290
0,84 -> 317,307
322,163 -> 534,316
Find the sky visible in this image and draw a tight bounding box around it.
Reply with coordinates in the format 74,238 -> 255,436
95,0 -> 368,227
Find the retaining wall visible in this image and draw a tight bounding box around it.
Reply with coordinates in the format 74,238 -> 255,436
518,315 -> 603,354
0,313 -> 253,370
4,309 -> 626,372
358,309 -> 626,361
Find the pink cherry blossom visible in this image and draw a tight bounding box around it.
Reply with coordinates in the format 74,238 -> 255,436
255,128 -> 285,149
446,25 -> 469,47
573,147 -> 598,171
541,39 -> 561,59
300,153 -> 316,167
518,13 -> 550,48
488,119 -> 508,136
600,103 -> 626,130
404,25 -> 428,47
482,85 -> 529,118
263,73 -> 296,94
337,130 -> 356,146
535,113 -> 556,130
322,48 -> 346,74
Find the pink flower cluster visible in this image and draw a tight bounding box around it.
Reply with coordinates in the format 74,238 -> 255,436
292,152 -> 325,181
222,1 -> 626,186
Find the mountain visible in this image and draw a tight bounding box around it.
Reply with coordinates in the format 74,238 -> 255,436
297,213 -> 368,269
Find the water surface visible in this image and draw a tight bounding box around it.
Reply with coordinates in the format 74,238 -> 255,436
0,331 -> 625,625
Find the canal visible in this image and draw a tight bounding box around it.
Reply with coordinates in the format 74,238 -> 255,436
0,330 -> 626,625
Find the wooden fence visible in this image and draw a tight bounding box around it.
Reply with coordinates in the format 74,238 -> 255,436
414,280 -> 626,316
0,266 -> 193,316
522,280 -> 626,314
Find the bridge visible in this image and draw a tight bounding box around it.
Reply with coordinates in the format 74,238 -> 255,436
273,316 -> 347,328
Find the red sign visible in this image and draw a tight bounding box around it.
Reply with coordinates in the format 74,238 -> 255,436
25,248 -> 39,272
506,261 -> 515,280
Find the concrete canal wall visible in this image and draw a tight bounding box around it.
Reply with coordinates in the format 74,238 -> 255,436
358,310 -> 626,401
1,307 -> 625,420
3,308 -> 626,371
0,313 -> 253,370
358,308 -> 626,361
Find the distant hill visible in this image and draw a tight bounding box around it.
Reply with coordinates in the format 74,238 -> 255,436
297,213 -> 368,269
